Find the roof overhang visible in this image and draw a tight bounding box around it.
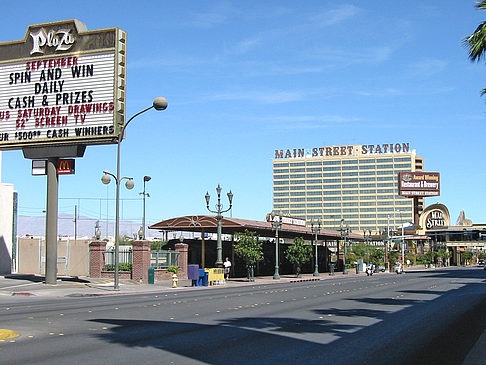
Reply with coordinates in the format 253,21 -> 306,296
149,215 -> 363,241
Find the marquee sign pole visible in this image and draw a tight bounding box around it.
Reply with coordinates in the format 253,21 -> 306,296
45,158 -> 58,285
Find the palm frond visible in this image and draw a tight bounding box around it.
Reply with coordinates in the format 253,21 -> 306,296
465,21 -> 486,62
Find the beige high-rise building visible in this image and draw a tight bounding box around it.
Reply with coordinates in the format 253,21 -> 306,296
272,143 -> 423,233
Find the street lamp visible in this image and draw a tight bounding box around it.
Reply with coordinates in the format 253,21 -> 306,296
363,230 -> 372,266
102,97 -> 167,290
101,170 -> 134,289
205,184 -> 233,268
311,219 -> 321,276
140,175 -> 151,240
270,211 -> 282,280
339,219 -> 350,275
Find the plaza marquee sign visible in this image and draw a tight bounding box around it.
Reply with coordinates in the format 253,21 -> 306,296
398,171 -> 440,197
274,143 -> 411,159
0,19 -> 126,150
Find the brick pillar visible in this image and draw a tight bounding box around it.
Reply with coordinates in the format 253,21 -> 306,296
175,242 -> 188,279
132,240 -> 151,283
89,240 -> 107,278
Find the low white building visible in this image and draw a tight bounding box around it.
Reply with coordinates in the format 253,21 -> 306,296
0,151 -> 17,274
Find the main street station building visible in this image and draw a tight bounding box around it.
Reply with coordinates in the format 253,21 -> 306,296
273,143 -> 424,233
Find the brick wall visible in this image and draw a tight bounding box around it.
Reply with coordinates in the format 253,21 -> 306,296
89,241 -> 107,278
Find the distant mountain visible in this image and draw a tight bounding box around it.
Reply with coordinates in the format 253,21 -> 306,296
17,213 -> 162,239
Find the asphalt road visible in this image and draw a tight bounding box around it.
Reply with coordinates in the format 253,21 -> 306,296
1,267 -> 485,365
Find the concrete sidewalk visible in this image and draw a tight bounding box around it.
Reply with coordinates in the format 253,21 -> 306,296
0,265 -> 433,298
0,267 -> 410,298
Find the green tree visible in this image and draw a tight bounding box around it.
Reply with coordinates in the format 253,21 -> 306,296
346,252 -> 358,269
424,250 -> 437,267
151,240 -> 168,251
369,247 -> 384,266
462,251 -> 473,265
234,230 -> 263,281
285,236 -> 312,277
351,242 -> 367,258
465,1 -> 486,96
119,235 -> 133,246
405,252 -> 417,266
436,248 -> 449,267
388,250 -> 399,266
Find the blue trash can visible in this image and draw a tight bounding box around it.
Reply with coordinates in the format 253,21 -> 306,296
198,269 -> 206,287
202,271 -> 209,286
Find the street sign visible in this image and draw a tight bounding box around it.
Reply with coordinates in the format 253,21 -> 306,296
32,159 -> 46,175
32,158 -> 75,175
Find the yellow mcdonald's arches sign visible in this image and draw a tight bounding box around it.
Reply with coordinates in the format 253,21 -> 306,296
57,159 -> 75,175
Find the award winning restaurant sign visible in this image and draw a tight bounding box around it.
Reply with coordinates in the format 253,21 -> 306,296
398,171 -> 440,197
0,19 -> 126,150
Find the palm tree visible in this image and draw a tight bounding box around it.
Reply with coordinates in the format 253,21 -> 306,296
465,1 -> 486,95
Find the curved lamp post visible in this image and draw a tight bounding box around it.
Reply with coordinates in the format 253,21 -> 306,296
270,212 -> 282,280
339,219 -> 350,275
140,175 -> 151,240
205,184 -> 233,268
102,97 -> 167,290
311,219 -> 321,276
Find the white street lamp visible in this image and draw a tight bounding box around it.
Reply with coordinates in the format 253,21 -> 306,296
102,97 -> 167,290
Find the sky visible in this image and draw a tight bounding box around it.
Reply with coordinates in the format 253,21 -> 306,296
1,1 -> 486,237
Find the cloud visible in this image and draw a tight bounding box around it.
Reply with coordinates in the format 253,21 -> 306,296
207,90 -> 306,104
249,114 -> 365,130
312,4 -> 360,27
352,86 -> 453,97
229,37 -> 262,54
190,12 -> 228,28
310,46 -> 393,66
408,58 -> 448,77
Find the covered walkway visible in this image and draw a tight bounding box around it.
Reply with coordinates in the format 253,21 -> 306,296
149,215 -> 363,277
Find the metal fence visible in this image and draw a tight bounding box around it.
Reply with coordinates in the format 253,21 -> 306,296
151,250 -> 180,269
105,246 -> 133,266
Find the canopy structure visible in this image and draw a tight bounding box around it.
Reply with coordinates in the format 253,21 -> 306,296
148,215 -> 363,241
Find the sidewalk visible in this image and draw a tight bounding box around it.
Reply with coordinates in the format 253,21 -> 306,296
0,269 -> 371,298
0,265 -> 433,298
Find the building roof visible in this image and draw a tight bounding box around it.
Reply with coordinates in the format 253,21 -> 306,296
149,215 -> 363,241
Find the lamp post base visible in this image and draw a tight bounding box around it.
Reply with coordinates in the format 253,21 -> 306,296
313,270 -> 319,277
273,272 -> 280,280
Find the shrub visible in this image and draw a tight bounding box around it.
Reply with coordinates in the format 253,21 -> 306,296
166,265 -> 179,274
104,263 -> 132,271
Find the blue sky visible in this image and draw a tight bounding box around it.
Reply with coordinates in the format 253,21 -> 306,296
1,1 -> 486,236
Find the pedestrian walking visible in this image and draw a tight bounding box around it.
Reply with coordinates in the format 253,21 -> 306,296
224,257 -> 231,280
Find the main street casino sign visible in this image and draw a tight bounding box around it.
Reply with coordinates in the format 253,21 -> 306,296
0,19 -> 127,150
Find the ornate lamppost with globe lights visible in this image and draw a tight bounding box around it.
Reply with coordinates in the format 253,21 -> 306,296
270,212 -> 283,280
311,219 -> 321,276
205,185 -> 233,268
